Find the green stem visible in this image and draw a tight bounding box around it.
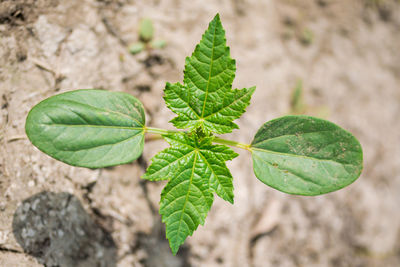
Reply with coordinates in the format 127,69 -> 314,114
144,126 -> 252,151
144,127 -> 180,135
213,137 -> 251,151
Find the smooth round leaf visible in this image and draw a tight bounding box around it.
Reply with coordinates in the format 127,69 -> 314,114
25,89 -> 146,168
251,115 -> 363,196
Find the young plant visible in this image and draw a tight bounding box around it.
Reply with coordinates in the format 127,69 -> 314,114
129,18 -> 166,55
289,79 -> 328,117
290,79 -> 306,114
25,14 -> 363,254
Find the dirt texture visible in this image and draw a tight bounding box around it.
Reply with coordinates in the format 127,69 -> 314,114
1,0 -> 400,266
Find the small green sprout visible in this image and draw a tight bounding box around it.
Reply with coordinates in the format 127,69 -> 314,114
129,18 -> 167,55
289,79 -> 330,118
290,79 -> 306,114
299,28 -> 314,46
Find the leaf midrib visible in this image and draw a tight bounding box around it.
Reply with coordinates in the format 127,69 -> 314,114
251,129 -> 337,147
203,88 -> 253,120
47,99 -> 144,126
251,147 -> 356,167
40,123 -> 144,131
200,22 -> 218,118
166,83 -> 200,121
252,152 -> 325,187
52,130 -> 144,152
175,153 -> 198,245
146,150 -> 195,180
198,152 -> 231,201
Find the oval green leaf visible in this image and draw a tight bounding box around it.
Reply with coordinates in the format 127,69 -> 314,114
251,115 -> 363,196
150,39 -> 167,49
129,42 -> 145,54
139,18 -> 154,42
25,89 -> 146,168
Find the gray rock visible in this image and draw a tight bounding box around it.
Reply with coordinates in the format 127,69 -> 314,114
12,191 -> 117,267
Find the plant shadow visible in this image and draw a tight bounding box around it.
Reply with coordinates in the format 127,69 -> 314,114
132,219 -> 191,267
12,191 -> 117,267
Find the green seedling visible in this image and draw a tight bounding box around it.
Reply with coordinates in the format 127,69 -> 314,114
25,14 -> 363,255
299,28 -> 314,46
129,18 -> 167,55
289,79 -> 330,118
290,79 -> 306,114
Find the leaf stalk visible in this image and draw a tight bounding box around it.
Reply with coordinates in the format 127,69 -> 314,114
144,126 -> 251,151
213,137 -> 251,151
144,127 -> 180,135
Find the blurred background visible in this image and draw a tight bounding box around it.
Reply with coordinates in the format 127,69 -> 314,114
1,0 -> 399,266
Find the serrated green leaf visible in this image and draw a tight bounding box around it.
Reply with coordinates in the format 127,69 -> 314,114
164,14 -> 255,135
25,89 -> 145,168
160,153 -> 213,255
251,115 -> 363,196
144,133 -> 237,254
144,134 -> 237,200
142,147 -> 190,181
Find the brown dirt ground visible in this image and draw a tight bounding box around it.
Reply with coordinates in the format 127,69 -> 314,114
1,0 -> 400,266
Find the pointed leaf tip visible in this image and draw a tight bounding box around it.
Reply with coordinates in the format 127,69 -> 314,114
163,15 -> 254,134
